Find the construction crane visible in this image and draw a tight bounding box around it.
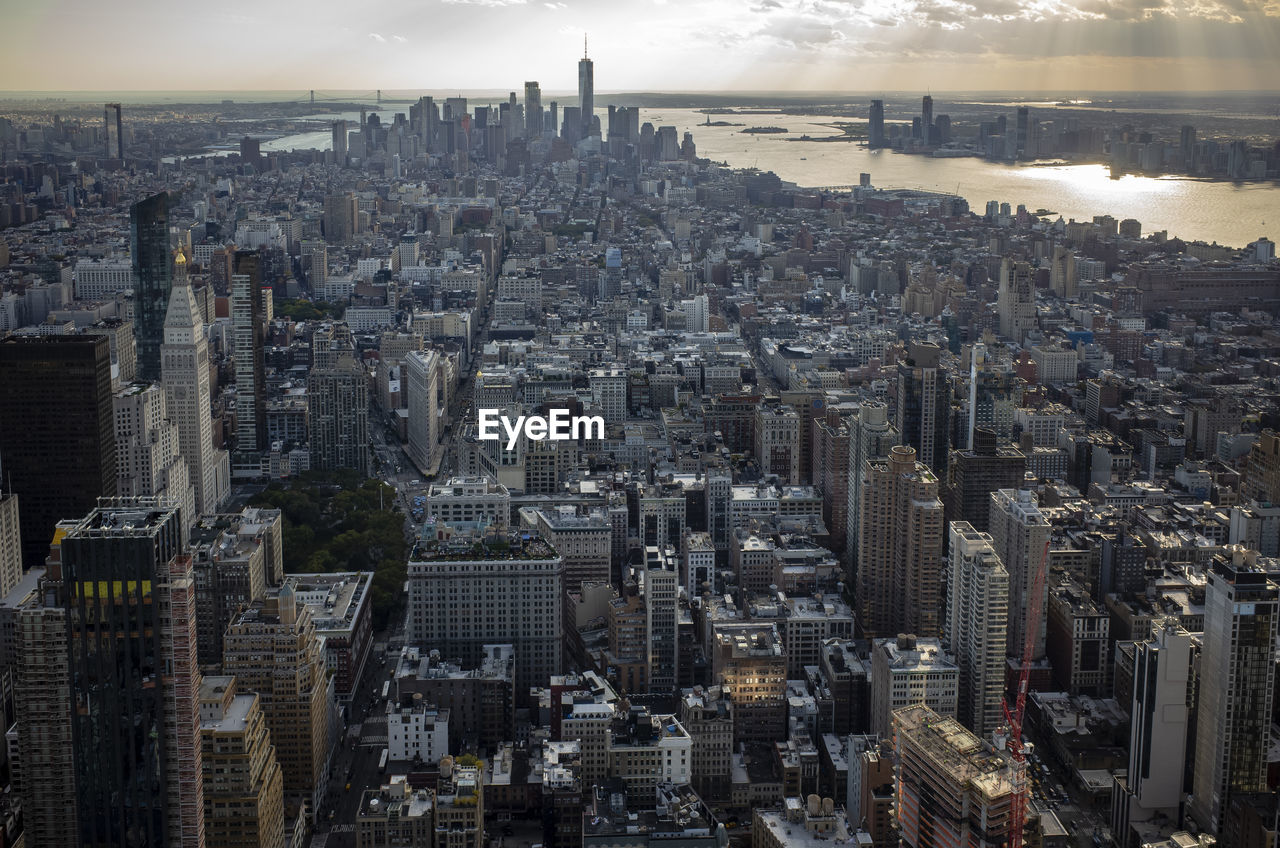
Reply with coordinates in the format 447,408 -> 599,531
1001,537 -> 1052,848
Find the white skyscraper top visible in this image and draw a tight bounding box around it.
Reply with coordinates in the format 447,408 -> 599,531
161,250 -> 230,521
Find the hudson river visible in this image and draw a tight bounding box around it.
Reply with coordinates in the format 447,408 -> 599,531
263,106 -> 1278,249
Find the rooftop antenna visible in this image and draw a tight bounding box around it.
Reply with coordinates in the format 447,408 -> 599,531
584,34 -> 588,59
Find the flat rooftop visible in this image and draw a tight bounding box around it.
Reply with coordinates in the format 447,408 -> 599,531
202,693 -> 255,734
755,805 -> 851,848
895,704 -> 1015,799
288,571 -> 371,631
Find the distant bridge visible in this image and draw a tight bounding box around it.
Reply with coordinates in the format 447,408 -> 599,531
283,90 -> 416,106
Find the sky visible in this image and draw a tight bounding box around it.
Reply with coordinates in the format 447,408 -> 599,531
2,0 -> 1278,93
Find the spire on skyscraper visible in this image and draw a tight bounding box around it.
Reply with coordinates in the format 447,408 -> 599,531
164,252 -> 203,341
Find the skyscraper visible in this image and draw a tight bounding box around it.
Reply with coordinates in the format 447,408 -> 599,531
524,80 -> 543,137
643,546 -> 679,693
1179,124 -> 1197,171
896,341 -> 950,473
578,38 -> 595,138
1191,551 -> 1279,834
113,382 -> 196,529
561,106 -> 581,144
0,493 -> 19,597
965,343 -> 1024,445
998,257 -> 1036,343
1015,105 -> 1030,159
868,99 -> 885,148
407,533 -> 564,695
894,704 -> 1016,848
1112,620 -> 1196,846
857,445 -> 944,638
308,324 -> 369,474
943,427 -> 1025,534
11,572 -> 76,844
1049,245 -> 1078,298
59,498 -> 205,846
323,192 -> 357,244
163,250 -> 230,518
0,335 -> 117,566
131,191 -> 172,380
331,120 -> 348,165
232,252 -> 267,454
405,349 -> 442,476
239,135 -> 261,169
222,585 -> 334,817
844,401 -> 899,572
870,635 -> 958,738
198,676 -> 286,848
104,102 -> 123,159
945,523 -> 1009,738
989,488 -> 1051,660
921,95 -> 934,144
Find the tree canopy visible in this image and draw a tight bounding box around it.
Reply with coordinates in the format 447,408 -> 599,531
249,470 -> 407,630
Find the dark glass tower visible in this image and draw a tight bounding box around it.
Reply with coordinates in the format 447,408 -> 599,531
104,102 -> 123,159
0,335 -> 117,566
1016,105 -> 1030,159
869,99 -> 885,148
61,499 -> 203,846
895,341 -> 951,474
130,192 -> 172,380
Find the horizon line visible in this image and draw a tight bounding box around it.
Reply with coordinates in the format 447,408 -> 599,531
3,88 -> 1279,96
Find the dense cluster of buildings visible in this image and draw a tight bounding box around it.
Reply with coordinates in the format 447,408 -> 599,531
2,47 -> 1280,848
867,94 -> 1278,180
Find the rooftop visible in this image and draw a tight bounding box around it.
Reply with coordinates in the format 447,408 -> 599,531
875,636 -> 956,672
755,801 -> 852,848
895,704 -> 1016,799
287,571 -> 372,631
201,693 -> 255,734
396,644 -> 515,682
359,776 -> 434,819
410,532 -> 558,562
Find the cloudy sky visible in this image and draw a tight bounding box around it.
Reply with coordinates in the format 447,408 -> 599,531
3,0 -> 1278,92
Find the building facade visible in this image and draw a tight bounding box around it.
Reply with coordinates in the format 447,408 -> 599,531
858,445 -> 944,639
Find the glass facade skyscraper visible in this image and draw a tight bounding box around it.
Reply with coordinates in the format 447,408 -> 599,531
61,499 -> 204,846
130,192 -> 172,381
0,335 -> 117,566
578,43 -> 594,138
869,99 -> 885,148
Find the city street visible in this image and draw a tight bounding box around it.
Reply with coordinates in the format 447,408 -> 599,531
315,629 -> 402,846
313,311 -> 491,845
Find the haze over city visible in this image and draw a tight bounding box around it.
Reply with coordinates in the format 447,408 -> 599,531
1,2 -> 1280,848
3,0 -> 1280,92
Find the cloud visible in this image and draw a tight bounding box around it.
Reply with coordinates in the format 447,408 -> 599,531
367,32 -> 386,41
764,18 -> 848,44
392,34 -> 408,42
910,0 -> 976,27
440,0 -> 528,5
1074,0 -> 1172,19
544,1 -> 568,7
